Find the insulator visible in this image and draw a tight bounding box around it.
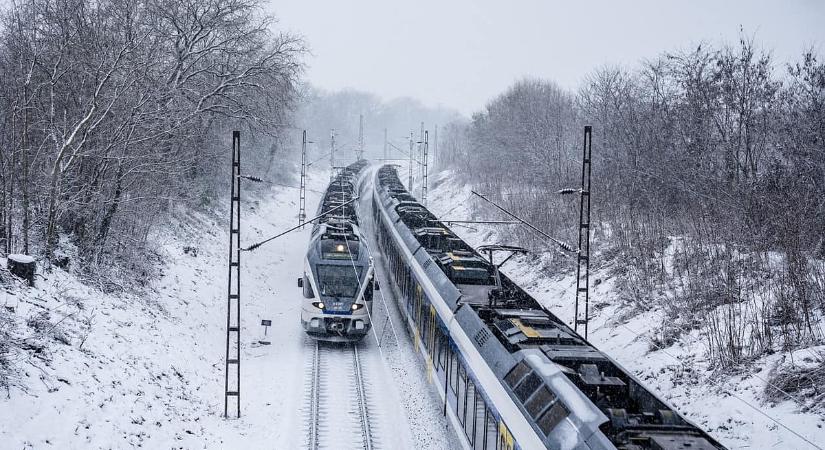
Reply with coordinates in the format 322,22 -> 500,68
557,188 -> 578,195
558,241 -> 576,252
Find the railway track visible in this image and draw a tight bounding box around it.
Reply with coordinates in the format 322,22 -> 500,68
305,340 -> 376,450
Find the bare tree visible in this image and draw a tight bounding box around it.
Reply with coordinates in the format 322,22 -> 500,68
0,0 -> 305,282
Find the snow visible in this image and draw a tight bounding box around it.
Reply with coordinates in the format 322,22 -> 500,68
5,162 -> 820,449
0,167 -> 455,449
7,254 -> 35,264
424,169 -> 825,450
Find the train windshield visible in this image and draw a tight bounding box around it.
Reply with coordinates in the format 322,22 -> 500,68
316,265 -> 362,298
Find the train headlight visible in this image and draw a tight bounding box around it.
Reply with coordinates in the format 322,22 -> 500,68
312,301 -> 325,310
336,244 -> 345,252
351,303 -> 363,311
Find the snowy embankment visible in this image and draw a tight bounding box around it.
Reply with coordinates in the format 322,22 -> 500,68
0,169 -> 440,449
425,169 -> 825,450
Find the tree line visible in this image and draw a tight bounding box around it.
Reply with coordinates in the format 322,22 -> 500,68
440,36 -> 825,371
0,0 -> 304,283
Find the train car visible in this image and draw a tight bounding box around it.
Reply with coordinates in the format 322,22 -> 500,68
367,165 -> 725,450
299,161 -> 375,341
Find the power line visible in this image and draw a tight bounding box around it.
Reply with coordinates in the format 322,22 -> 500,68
471,190 -> 575,254
242,196 -> 359,251
238,175 -> 324,194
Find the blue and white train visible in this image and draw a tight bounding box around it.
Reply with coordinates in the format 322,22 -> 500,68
368,165 -> 724,450
299,161 -> 375,341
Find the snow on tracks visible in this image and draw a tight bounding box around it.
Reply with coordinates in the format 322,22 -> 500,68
304,338 -> 377,450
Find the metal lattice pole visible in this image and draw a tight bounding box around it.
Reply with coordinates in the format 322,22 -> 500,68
418,122 -> 424,185
225,131 -> 242,418
330,129 -> 336,182
422,130 -> 429,205
408,132 -> 414,190
573,126 -> 593,340
299,130 -> 307,227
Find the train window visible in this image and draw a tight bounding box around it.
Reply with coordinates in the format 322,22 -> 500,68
316,265 -> 362,298
524,386 -> 556,419
407,274 -> 414,307
485,409 -> 498,450
513,372 -> 542,402
457,366 -> 467,425
504,361 -> 530,388
537,401 -> 569,436
464,379 -> 476,442
450,352 -> 459,393
473,393 -> 486,449
428,309 -> 437,358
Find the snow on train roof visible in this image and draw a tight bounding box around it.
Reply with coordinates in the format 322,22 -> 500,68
374,164 -> 724,450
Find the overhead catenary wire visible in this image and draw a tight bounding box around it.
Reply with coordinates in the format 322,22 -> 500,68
242,196 -> 359,251
237,175 -> 324,194
335,175 -> 395,357
329,165 -> 400,348
471,190 -> 575,254
387,141 -> 423,164
358,231 -> 401,348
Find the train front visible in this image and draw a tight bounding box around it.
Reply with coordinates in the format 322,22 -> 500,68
300,220 -> 374,341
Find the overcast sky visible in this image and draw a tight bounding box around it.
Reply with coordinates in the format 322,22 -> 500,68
268,0 -> 825,115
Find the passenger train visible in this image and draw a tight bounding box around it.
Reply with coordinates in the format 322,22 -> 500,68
367,165 -> 724,450
299,161 -> 375,341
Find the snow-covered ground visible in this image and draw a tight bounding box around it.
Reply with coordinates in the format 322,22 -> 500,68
0,167 -> 455,449
424,169 -> 825,450
5,162 -> 822,450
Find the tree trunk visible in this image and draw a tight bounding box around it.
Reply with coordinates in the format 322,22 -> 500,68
7,148 -> 14,254
0,161 -> 6,253
95,163 -> 124,252
44,165 -> 61,260
22,82 -> 30,254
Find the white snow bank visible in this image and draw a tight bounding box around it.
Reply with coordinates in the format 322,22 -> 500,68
7,254 -> 35,264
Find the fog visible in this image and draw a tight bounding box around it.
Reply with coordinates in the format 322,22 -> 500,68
270,0 -> 824,115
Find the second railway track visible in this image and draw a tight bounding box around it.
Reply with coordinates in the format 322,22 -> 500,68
305,340 -> 376,450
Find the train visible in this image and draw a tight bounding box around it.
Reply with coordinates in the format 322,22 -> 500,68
367,164 -> 725,450
299,161 -> 375,341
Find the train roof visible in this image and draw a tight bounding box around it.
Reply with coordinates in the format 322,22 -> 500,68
307,161 -> 369,264
315,160 -> 368,229
374,165 -> 724,450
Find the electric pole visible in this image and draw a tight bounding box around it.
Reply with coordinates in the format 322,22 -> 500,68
573,126 -> 593,340
299,130 -> 307,227
418,122 -> 424,185
408,131 -> 414,191
330,129 -> 335,181
422,130 -> 429,205
224,131 -> 242,418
